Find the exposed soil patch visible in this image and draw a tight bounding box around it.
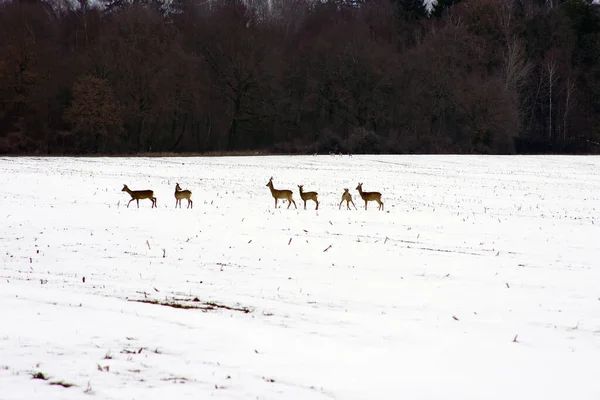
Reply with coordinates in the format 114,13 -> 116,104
130,297 -> 252,314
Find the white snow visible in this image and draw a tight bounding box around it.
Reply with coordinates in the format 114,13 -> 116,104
0,155 -> 599,399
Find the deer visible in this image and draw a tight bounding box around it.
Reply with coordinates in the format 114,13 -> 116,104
266,177 -> 297,209
339,188 -> 357,210
356,182 -> 384,210
298,185 -> 319,210
121,184 -> 157,208
174,183 -> 193,209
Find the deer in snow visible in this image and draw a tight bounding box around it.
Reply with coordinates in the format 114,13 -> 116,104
174,183 -> 193,209
339,188 -> 357,210
298,185 -> 319,210
266,177 -> 297,209
356,182 -> 384,210
122,184 -> 157,208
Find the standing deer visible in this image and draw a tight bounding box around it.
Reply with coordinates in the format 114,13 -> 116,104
174,183 -> 193,209
266,177 -> 297,209
298,185 -> 319,210
356,182 -> 384,210
339,188 -> 357,210
122,184 -> 157,208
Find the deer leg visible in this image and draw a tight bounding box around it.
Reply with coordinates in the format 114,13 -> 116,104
127,198 -> 134,208
351,200 -> 357,210
315,200 -> 319,210
303,200 -> 306,210
274,198 -> 278,208
136,199 -> 140,208
339,200 -> 343,210
292,199 -> 297,209
365,200 -> 368,210
188,199 -> 193,209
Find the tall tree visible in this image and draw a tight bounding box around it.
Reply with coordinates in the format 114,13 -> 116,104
63,75 -> 124,152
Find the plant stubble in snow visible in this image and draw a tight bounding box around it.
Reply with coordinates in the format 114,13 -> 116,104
0,155 -> 599,400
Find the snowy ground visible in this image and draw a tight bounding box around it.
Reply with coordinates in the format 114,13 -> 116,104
0,155 -> 599,400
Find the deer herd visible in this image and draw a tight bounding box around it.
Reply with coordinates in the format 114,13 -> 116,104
121,178 -> 384,211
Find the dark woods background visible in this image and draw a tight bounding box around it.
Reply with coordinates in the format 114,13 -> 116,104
1,0 -> 599,155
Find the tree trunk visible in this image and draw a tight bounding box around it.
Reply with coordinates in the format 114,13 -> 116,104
563,76 -> 574,142
204,112 -> 212,151
546,56 -> 557,144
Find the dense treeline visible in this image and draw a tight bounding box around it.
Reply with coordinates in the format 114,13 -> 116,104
1,0 -> 599,155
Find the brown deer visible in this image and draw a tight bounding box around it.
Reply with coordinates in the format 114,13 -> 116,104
122,184 -> 157,208
339,188 -> 357,210
266,177 -> 297,209
175,183 -> 193,209
356,183 -> 384,210
298,185 -> 319,210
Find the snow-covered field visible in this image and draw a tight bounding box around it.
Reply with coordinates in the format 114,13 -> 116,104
1,155 -> 599,400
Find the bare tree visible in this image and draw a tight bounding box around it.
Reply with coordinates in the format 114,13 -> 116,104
545,53 -> 558,142
562,74 -> 575,142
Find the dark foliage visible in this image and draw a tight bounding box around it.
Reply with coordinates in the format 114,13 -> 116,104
0,0 -> 599,154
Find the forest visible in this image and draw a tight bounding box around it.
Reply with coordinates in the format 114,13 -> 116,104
0,0 -> 599,155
